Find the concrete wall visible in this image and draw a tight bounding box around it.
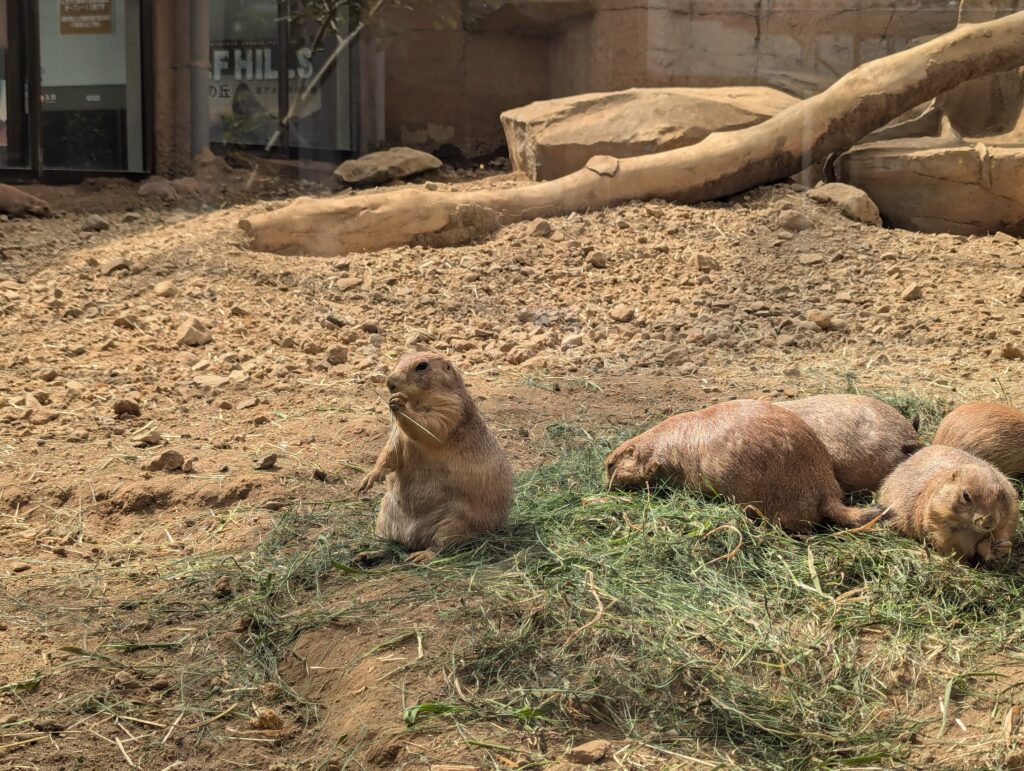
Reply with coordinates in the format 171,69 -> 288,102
375,0 -> 963,158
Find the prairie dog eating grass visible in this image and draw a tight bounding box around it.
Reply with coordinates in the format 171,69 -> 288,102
358,352 -> 513,563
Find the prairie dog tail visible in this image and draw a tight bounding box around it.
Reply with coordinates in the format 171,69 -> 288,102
822,498 -> 888,529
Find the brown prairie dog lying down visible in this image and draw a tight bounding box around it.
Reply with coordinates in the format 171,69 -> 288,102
876,445 -> 1019,563
358,352 -> 513,563
933,402 -> 1024,477
604,399 -> 869,533
777,394 -> 922,493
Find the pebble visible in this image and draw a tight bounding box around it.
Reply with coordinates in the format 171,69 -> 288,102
900,283 -> 923,301
254,453 -> 278,470
326,345 -> 349,366
153,280 -> 176,297
113,398 -> 141,417
529,218 -> 552,237
566,739 -> 611,764
694,254 -> 721,272
38,369 -> 58,383
99,256 -> 130,275
134,430 -> 163,447
176,316 -> 213,346
798,253 -> 825,266
194,374 -> 230,388
146,450 -> 185,472
806,310 -> 832,330
8,561 -> 32,574
610,304 -> 635,323
588,251 -> 608,269
1001,342 -> 1023,360
83,215 -> 111,232
779,210 -> 813,232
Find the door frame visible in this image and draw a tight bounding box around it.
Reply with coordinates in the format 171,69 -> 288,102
0,0 -> 154,183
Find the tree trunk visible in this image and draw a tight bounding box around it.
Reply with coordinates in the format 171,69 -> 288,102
240,11 -> 1024,257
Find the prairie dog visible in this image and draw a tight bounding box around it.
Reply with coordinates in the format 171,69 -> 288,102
358,352 -> 513,562
605,400 -> 868,532
778,394 -> 922,492
876,445 -> 1019,562
933,402 -> 1024,477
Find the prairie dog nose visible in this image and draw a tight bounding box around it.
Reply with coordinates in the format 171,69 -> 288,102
386,378 -> 397,392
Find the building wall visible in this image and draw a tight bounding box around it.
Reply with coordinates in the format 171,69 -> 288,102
376,0 -> 963,158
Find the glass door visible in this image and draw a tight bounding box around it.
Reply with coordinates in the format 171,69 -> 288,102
0,0 -> 32,169
37,0 -> 147,172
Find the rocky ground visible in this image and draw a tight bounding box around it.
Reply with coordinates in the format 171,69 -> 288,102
1,171 -> 1023,769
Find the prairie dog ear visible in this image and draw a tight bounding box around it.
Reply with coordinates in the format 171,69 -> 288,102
948,468 -> 961,483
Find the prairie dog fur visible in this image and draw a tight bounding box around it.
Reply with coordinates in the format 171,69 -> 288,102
933,402 -> 1024,477
605,399 -> 868,533
777,394 -> 922,492
358,352 -> 513,562
876,445 -> 1019,563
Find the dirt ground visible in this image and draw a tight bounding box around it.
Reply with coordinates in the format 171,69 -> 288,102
1,171 -> 1023,769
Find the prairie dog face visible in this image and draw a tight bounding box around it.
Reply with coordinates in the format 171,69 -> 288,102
605,440 -> 653,490
386,352 -> 463,401
931,466 -> 1016,535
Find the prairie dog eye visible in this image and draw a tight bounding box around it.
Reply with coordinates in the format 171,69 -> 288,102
961,490 -> 972,504
415,362 -> 429,372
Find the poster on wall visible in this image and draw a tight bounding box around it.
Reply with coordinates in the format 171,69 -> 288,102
60,0 -> 114,35
208,40 -> 316,147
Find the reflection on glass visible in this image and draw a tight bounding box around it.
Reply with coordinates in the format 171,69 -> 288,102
0,0 -> 31,168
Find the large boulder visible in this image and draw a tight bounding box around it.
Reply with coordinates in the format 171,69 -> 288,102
833,0 -> 1024,236
835,133 -> 1024,236
500,86 -> 799,181
334,147 -> 442,186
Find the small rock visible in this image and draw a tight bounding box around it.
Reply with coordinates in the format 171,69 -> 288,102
806,310 -> 832,330
8,561 -> 31,574
529,218 -> 552,237
778,210 -> 813,232
900,283 -> 923,301
806,183 -> 883,226
133,430 -> 163,447
214,576 -> 234,598
254,454 -> 278,471
236,397 -> 259,410
123,211 -> 143,223
113,399 -> 141,417
1001,342 -> 1023,360
82,215 -> 111,233
610,304 -> 635,323
112,670 -> 142,690
99,256 -> 130,275
566,739 -> 611,765
248,707 -> 284,731
176,316 -> 212,346
359,321 -> 380,334
153,280 -> 176,297
194,374 -> 230,388
694,254 -> 720,273
146,450 -> 185,472
588,251 -> 608,269
798,253 -> 825,266
326,345 -> 349,366
148,675 -> 172,691
38,369 -> 58,383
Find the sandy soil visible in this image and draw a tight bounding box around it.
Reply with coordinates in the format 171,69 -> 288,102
1,173 -> 1022,769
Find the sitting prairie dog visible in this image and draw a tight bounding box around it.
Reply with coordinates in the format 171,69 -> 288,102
358,352 -> 513,562
933,402 -> 1024,477
777,394 -> 923,492
875,445 -> 1019,562
605,399 -> 869,532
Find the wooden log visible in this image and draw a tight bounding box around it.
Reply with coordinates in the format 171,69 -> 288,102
240,11 -> 1024,256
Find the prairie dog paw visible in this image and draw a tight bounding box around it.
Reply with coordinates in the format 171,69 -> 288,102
358,469 -> 385,494
991,539 -> 1012,559
406,549 -> 437,564
388,393 -> 408,412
